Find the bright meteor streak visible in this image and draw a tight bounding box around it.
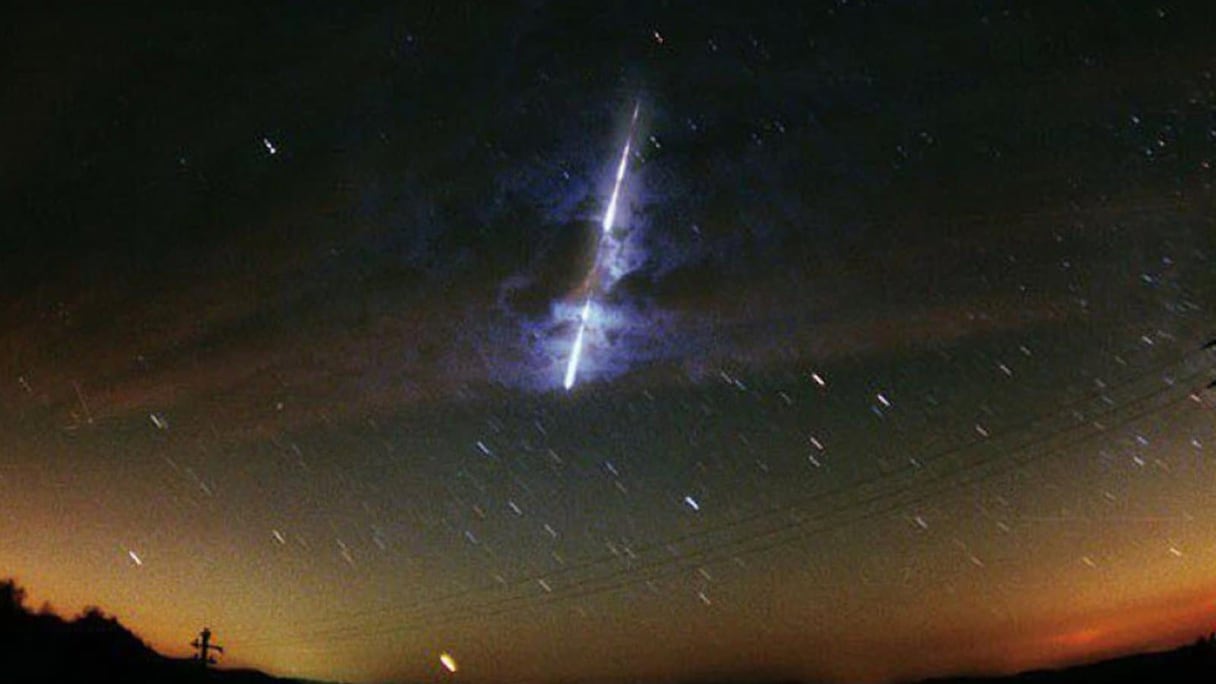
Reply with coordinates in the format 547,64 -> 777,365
600,102 -> 638,234
563,101 -> 640,391
562,298 -> 592,390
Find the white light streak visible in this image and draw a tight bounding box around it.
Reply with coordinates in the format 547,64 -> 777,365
600,105 -> 638,233
562,101 -> 640,390
563,299 -> 592,390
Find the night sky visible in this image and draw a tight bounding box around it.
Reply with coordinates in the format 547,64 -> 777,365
4,2 -> 1216,683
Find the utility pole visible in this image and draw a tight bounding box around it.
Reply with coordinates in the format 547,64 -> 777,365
191,627 -> 224,667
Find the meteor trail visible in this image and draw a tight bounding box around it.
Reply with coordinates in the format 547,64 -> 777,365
562,102 -> 640,390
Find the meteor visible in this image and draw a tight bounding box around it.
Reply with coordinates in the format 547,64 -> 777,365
562,102 -> 640,391
562,298 -> 592,390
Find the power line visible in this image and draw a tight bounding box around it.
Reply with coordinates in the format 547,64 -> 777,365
229,358 -> 1212,649
225,342 -> 1206,639
229,352 -> 1211,646
239,381 -> 1204,649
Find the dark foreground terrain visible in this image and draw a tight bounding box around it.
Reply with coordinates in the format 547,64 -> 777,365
916,637 -> 1216,684
0,579 -> 312,684
3,578 -> 1213,683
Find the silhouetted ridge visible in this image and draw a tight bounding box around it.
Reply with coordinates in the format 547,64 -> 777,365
0,579 -> 311,684
916,635 -> 1216,684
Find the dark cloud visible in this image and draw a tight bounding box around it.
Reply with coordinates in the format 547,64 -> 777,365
500,219 -> 601,318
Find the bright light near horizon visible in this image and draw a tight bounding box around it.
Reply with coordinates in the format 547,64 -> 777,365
440,652 -> 459,673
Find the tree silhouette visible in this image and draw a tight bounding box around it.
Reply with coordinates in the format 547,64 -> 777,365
0,578 -> 27,616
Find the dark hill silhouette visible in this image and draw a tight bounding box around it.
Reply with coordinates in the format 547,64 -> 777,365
680,638 -> 1216,684
912,636 -> 1216,684
0,579 -> 317,684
